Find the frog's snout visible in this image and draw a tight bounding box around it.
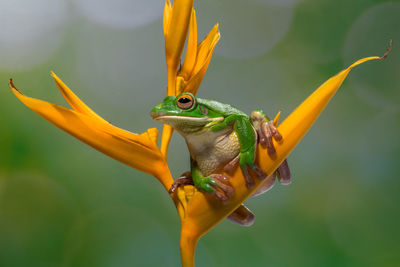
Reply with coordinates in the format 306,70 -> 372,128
150,104 -> 163,120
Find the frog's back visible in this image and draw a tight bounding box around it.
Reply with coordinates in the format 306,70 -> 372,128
197,98 -> 247,117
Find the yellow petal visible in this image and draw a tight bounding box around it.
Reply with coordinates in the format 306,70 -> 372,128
180,8 -> 198,81
164,0 -> 193,96
176,56 -> 382,266
9,79 -> 173,190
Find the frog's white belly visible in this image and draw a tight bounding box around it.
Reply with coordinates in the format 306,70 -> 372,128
184,128 -> 241,176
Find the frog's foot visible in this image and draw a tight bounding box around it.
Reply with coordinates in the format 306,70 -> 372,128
200,174 -> 234,204
239,150 -> 267,189
276,159 -> 291,185
251,111 -> 282,156
168,171 -> 194,194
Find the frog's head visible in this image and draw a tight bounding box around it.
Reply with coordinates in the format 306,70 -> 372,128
151,92 -> 223,134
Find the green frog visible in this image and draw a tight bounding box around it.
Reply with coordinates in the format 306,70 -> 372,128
151,92 -> 290,225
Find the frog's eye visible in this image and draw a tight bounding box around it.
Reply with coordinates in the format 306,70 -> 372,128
177,94 -> 194,110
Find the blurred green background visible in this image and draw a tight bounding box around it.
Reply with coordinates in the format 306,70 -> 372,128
0,0 -> 399,266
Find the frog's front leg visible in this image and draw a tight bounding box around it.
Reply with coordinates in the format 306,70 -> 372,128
251,110 -> 291,185
234,116 -> 267,188
191,161 -> 234,203
251,109 -> 282,156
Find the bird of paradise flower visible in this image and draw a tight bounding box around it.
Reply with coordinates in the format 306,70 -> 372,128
9,0 -> 391,266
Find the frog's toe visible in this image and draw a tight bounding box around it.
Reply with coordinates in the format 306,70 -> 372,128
214,190 -> 229,203
168,172 -> 194,194
261,121 -> 280,156
266,120 -> 282,141
255,119 -> 283,156
242,168 -> 255,189
252,173 -> 276,197
277,159 -> 291,185
211,174 -> 234,198
249,164 -> 267,181
209,174 -> 234,203
240,164 -> 268,189
227,204 -> 255,226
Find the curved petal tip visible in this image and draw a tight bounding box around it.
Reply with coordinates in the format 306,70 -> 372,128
381,38 -> 392,59
9,78 -> 24,96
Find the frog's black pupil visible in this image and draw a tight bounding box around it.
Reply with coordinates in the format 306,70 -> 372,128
179,97 -> 191,103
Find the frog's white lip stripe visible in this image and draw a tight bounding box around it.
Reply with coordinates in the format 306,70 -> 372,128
155,115 -> 223,123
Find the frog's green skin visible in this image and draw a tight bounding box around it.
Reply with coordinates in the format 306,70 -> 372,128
151,92 -> 267,193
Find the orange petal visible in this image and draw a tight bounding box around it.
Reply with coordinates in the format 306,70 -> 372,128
164,0 -> 193,96
161,0 -> 194,156
193,24 -> 220,75
185,42 -> 217,96
180,9 -> 198,82
175,76 -> 186,96
163,0 -> 172,37
10,79 -> 173,190
183,24 -> 220,95
273,111 -> 281,127
51,71 -> 108,124
175,56 -> 382,266
160,124 -> 174,158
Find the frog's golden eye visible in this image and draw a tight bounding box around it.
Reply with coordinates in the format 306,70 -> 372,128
177,94 -> 194,110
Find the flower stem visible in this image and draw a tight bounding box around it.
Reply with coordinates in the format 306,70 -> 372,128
180,229 -> 199,267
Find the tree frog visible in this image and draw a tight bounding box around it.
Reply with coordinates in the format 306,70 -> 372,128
151,92 -> 290,225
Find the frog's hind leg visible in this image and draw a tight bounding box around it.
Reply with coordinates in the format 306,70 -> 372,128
191,162 -> 234,203
227,204 -> 255,226
168,171 -> 194,194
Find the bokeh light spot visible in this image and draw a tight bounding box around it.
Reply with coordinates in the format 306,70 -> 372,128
248,0 -> 302,6
0,0 -> 68,71
196,0 -> 293,59
72,0 -> 163,29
